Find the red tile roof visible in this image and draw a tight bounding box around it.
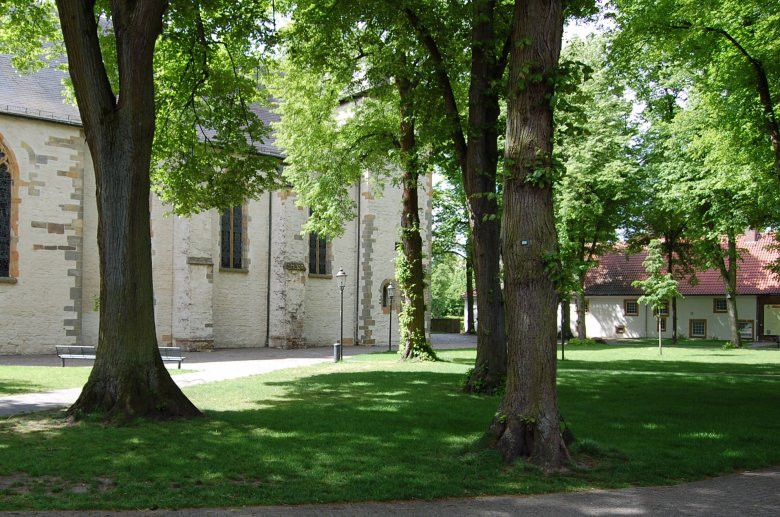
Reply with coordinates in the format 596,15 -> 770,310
584,232 -> 780,296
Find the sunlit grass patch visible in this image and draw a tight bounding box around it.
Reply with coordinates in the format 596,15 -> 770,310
1,343 -> 779,511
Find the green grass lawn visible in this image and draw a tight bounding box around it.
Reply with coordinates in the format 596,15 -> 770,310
1,342 -> 779,511
0,366 -> 191,396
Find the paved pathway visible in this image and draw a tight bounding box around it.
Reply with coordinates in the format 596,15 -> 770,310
0,334 -> 477,417
3,333 -> 779,516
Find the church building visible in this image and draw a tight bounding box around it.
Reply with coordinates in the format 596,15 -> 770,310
0,56 -> 431,355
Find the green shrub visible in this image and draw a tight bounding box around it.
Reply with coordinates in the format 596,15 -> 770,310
567,338 -> 599,346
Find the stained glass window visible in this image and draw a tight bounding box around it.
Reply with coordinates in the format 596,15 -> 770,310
220,206 -> 243,269
0,147 -> 10,277
307,209 -> 329,275
309,231 -> 328,275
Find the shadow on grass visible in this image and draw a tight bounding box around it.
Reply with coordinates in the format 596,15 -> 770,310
2,363 -> 780,511
0,380 -> 49,396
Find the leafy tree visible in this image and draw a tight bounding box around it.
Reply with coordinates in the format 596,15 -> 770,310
632,239 -> 682,354
400,0 -> 512,392
430,253 -> 467,318
432,178 -> 475,332
624,84 -> 701,344
611,0 -> 780,182
0,0 -> 279,420
555,35 -> 640,340
271,1 -> 437,360
669,97 -> 780,347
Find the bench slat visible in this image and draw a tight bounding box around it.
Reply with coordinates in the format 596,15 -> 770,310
55,346 -> 186,368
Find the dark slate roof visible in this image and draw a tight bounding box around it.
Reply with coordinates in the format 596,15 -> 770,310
0,54 -> 282,157
585,232 -> 780,296
0,55 -> 81,125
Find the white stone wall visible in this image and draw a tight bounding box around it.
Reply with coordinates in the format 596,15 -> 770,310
0,115 -> 86,354
303,182 -> 359,347
1,114 -> 433,354
570,295 -> 758,340
80,133 -> 99,347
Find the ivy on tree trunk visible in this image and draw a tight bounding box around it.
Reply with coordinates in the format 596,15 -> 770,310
397,71 -> 436,361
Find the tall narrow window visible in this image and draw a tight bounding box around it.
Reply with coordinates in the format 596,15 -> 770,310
0,147 -> 11,277
309,231 -> 328,275
220,206 -> 243,269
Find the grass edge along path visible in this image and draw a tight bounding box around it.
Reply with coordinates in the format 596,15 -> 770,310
1,345 -> 779,511
0,366 -> 190,396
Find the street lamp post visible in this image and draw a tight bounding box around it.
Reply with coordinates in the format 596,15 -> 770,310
387,283 -> 395,352
336,267 -> 347,362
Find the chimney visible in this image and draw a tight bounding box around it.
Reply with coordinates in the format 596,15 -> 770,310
745,228 -> 761,241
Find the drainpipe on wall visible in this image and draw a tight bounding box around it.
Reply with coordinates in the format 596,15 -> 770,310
354,178 -> 361,345
265,191 -> 272,347
644,303 -> 648,338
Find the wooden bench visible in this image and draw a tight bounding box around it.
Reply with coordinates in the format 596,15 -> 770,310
55,345 -> 186,369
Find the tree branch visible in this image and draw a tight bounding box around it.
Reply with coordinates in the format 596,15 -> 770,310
401,6 -> 468,173
55,0 -> 116,127
672,22 -> 780,180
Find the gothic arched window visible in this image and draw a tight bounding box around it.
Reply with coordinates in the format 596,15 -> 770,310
0,146 -> 11,277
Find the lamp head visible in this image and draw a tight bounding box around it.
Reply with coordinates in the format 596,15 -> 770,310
336,267 -> 347,290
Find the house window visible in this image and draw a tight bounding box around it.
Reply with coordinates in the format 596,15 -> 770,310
689,319 -> 707,338
659,317 -> 667,333
0,148 -> 10,278
584,300 -> 589,313
713,298 -> 728,313
738,320 -> 754,341
653,302 -> 669,317
220,206 -> 243,269
309,232 -> 329,275
624,299 -> 639,317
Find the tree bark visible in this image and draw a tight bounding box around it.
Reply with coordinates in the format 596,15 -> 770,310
560,295 -> 573,340
465,239 -> 476,334
717,233 -> 742,347
404,0 -> 507,390
665,245 -> 679,343
490,0 -> 569,469
57,0 -> 200,421
461,0 -> 507,393
397,71 -> 436,361
575,291 -> 587,340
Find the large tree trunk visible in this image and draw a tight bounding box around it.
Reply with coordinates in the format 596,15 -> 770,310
490,0 -> 569,469
397,72 -> 436,361
58,0 -> 200,421
462,0 -> 507,393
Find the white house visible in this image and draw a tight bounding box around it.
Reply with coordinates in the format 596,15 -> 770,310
0,55 -> 431,355
575,231 -> 780,341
